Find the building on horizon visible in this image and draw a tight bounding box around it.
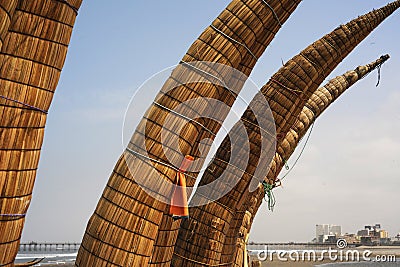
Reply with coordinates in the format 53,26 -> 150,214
330,225 -> 342,236
392,233 -> 400,244
316,224 -> 342,243
342,233 -> 360,244
356,223 -> 391,245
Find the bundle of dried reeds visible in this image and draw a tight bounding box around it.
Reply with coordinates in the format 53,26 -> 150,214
228,54 -> 390,266
0,1 -> 18,51
77,1 -> 302,266
149,1 -> 302,265
173,2 -> 400,266
0,0 -> 82,265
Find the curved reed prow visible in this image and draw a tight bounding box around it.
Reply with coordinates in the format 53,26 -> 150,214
77,0 -> 303,265
230,53 -> 391,266
173,1 -> 399,266
149,1 -> 302,266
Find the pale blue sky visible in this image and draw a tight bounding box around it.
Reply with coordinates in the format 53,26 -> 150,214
21,1 -> 400,243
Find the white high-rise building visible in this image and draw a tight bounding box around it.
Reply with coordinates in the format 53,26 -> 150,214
316,224 -> 329,242
330,225 -> 342,237
316,225 -> 329,236
316,224 -> 342,242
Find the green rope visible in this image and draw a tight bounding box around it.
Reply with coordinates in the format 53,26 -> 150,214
280,122 -> 315,181
283,157 -> 290,170
262,181 -> 276,211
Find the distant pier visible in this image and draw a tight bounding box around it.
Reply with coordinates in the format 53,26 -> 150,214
19,242 -> 81,251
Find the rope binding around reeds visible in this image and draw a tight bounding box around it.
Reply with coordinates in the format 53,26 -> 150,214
0,95 -> 48,114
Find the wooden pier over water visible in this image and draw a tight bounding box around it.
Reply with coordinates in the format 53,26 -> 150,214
19,242 -> 81,251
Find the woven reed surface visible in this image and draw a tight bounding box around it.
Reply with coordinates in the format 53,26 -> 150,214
222,54 -> 390,265
230,211 -> 251,267
76,1 -> 303,266
0,0 -> 81,265
223,193 -> 264,265
149,1 -> 302,266
222,195 -> 261,266
273,55 -> 390,180
173,2 -> 400,266
223,54 -> 391,265
0,1 -> 18,51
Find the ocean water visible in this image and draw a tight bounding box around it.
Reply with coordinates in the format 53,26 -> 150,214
16,248 -> 77,266
16,248 -> 400,266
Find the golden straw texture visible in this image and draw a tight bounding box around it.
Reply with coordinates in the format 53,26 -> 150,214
0,0 -> 82,265
173,2 -> 400,266
149,1 -> 302,266
228,54 -> 390,266
0,1 -> 18,51
77,0 -> 302,266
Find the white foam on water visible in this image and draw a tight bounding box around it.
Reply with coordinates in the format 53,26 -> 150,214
16,252 -> 77,259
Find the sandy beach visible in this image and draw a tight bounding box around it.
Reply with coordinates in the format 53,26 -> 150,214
31,246 -> 400,266
249,246 -> 400,266
250,257 -> 336,267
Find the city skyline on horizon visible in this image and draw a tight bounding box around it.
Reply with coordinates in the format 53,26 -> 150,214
315,223 -> 399,235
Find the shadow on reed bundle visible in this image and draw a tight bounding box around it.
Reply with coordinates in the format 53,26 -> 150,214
149,1 -> 302,266
172,2 -> 400,266
0,0 -> 82,265
229,54 -> 390,266
230,210 -> 252,267
0,1 -> 18,51
76,0 -> 302,266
